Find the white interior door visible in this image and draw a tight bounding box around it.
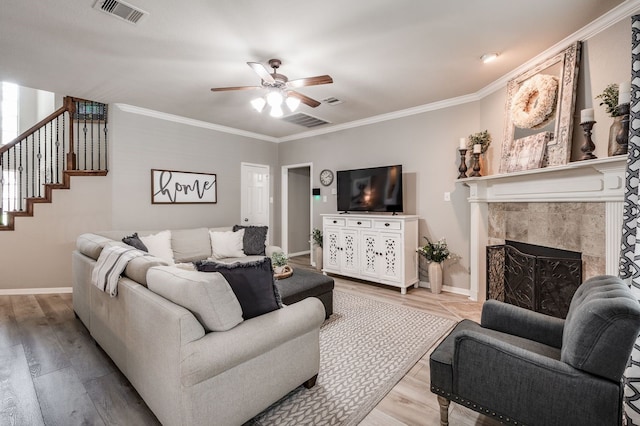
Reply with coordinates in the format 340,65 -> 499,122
241,163 -> 270,239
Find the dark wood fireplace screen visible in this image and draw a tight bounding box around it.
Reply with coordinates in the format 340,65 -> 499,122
486,241 -> 582,319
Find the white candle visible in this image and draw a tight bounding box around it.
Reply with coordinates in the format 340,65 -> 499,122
619,81 -> 631,105
473,144 -> 482,154
459,137 -> 467,150
580,108 -> 594,123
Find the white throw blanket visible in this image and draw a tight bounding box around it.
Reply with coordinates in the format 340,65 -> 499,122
91,245 -> 146,296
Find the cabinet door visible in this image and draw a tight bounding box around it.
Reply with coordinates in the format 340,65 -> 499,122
340,229 -> 359,274
324,227 -> 341,271
379,232 -> 403,282
360,231 -> 381,279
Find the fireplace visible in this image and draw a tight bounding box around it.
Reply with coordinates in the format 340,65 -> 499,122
487,240 -> 582,318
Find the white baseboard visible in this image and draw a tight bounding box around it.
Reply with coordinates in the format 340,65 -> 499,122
288,250 -> 310,258
0,287 -> 72,295
418,281 -> 470,297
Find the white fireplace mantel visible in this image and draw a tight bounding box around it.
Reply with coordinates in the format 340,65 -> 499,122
460,156 -> 626,301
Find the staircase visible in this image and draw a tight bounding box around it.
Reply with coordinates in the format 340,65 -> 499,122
0,96 -> 108,230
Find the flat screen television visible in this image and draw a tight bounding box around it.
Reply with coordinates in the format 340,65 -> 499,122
336,165 -> 403,213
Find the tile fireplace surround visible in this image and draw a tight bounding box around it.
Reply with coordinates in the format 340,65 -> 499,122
460,156 -> 626,301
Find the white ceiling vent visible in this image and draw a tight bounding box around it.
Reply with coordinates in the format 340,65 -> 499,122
282,113 -> 331,128
93,0 -> 149,24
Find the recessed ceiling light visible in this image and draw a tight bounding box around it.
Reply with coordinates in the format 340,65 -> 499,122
481,53 -> 499,64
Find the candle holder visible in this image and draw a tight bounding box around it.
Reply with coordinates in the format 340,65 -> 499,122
614,102 -> 630,156
457,149 -> 468,179
469,152 -> 482,177
579,120 -> 597,161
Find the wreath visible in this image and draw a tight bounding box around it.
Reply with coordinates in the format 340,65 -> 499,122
511,74 -> 559,129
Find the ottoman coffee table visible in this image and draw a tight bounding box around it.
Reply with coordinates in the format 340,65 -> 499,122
275,268 -> 334,319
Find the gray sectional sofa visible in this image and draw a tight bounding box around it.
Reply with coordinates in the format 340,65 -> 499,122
72,227 -> 325,426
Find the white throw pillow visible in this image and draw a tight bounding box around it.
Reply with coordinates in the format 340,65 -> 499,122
140,230 -> 174,263
210,229 -> 246,260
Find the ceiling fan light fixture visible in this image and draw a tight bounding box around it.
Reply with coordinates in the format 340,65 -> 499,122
266,90 -> 284,107
270,104 -> 284,118
286,96 -> 301,112
250,97 -> 266,112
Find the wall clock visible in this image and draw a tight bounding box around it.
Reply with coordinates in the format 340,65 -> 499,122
320,169 -> 334,186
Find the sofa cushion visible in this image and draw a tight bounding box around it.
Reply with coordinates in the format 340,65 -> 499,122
210,229 -> 246,259
122,232 -> 148,252
124,256 -> 170,286
77,233 -> 115,260
195,258 -> 281,320
147,266 -> 244,332
233,225 -> 268,255
172,228 -> 211,262
140,230 -> 174,263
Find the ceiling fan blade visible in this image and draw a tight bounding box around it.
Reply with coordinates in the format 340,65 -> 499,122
247,62 -> 276,84
288,91 -> 321,108
210,86 -> 262,92
287,75 -> 333,88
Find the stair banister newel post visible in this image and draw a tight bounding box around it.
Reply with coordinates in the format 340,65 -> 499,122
64,96 -> 77,171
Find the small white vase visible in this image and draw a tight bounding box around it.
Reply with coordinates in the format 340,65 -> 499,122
315,246 -> 323,271
428,262 -> 443,294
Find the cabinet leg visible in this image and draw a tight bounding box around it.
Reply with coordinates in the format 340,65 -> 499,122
414,282 -> 419,289
401,287 -> 407,295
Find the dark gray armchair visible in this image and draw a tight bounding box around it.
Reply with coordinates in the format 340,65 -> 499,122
430,275 -> 640,426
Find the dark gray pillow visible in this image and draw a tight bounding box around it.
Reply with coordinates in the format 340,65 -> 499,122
232,225 -> 268,256
194,257 -> 282,320
122,232 -> 148,252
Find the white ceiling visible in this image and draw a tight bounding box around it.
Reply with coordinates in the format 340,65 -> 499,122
0,0 -> 630,140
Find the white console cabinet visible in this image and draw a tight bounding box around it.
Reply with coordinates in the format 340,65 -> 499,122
322,214 -> 419,294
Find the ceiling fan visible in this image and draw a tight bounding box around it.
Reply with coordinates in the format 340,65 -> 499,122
210,59 -> 333,110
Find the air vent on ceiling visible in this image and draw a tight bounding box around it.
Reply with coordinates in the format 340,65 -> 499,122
322,97 -> 343,105
282,113 -> 331,128
93,0 -> 149,24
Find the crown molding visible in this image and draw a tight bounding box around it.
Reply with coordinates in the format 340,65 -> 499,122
277,93 -> 481,142
113,104 -> 279,143
115,1 -> 640,143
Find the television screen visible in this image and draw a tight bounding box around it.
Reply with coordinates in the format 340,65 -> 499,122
336,165 -> 403,213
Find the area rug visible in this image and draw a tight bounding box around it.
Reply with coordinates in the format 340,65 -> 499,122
251,290 -> 456,425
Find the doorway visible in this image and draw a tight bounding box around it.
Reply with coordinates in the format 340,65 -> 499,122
281,163 -> 313,263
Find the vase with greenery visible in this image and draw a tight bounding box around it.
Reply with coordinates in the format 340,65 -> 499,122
467,130 -> 492,154
596,83 -> 623,156
467,130 -> 492,174
417,237 -> 451,294
311,228 -> 323,271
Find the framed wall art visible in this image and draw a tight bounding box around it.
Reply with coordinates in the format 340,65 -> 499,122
500,132 -> 550,173
151,169 -> 217,204
502,42 -> 581,168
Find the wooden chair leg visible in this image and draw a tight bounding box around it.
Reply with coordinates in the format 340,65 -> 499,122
303,374 -> 318,389
437,396 -> 450,426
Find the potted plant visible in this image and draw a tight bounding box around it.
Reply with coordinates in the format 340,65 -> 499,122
271,251 -> 289,274
417,237 -> 451,294
311,228 -> 323,271
595,83 -> 623,156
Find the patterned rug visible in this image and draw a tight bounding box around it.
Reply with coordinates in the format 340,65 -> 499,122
251,290 -> 456,425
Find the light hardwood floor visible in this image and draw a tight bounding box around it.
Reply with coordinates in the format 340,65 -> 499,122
0,256 -> 497,425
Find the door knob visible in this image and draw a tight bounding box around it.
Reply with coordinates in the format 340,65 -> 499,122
244,218 -> 249,222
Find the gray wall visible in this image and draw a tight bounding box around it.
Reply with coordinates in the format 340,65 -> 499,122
109,106 -> 279,231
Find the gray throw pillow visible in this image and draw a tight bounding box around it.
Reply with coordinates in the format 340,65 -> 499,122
232,225 -> 268,255
122,232 -> 148,252
195,257 -> 282,320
